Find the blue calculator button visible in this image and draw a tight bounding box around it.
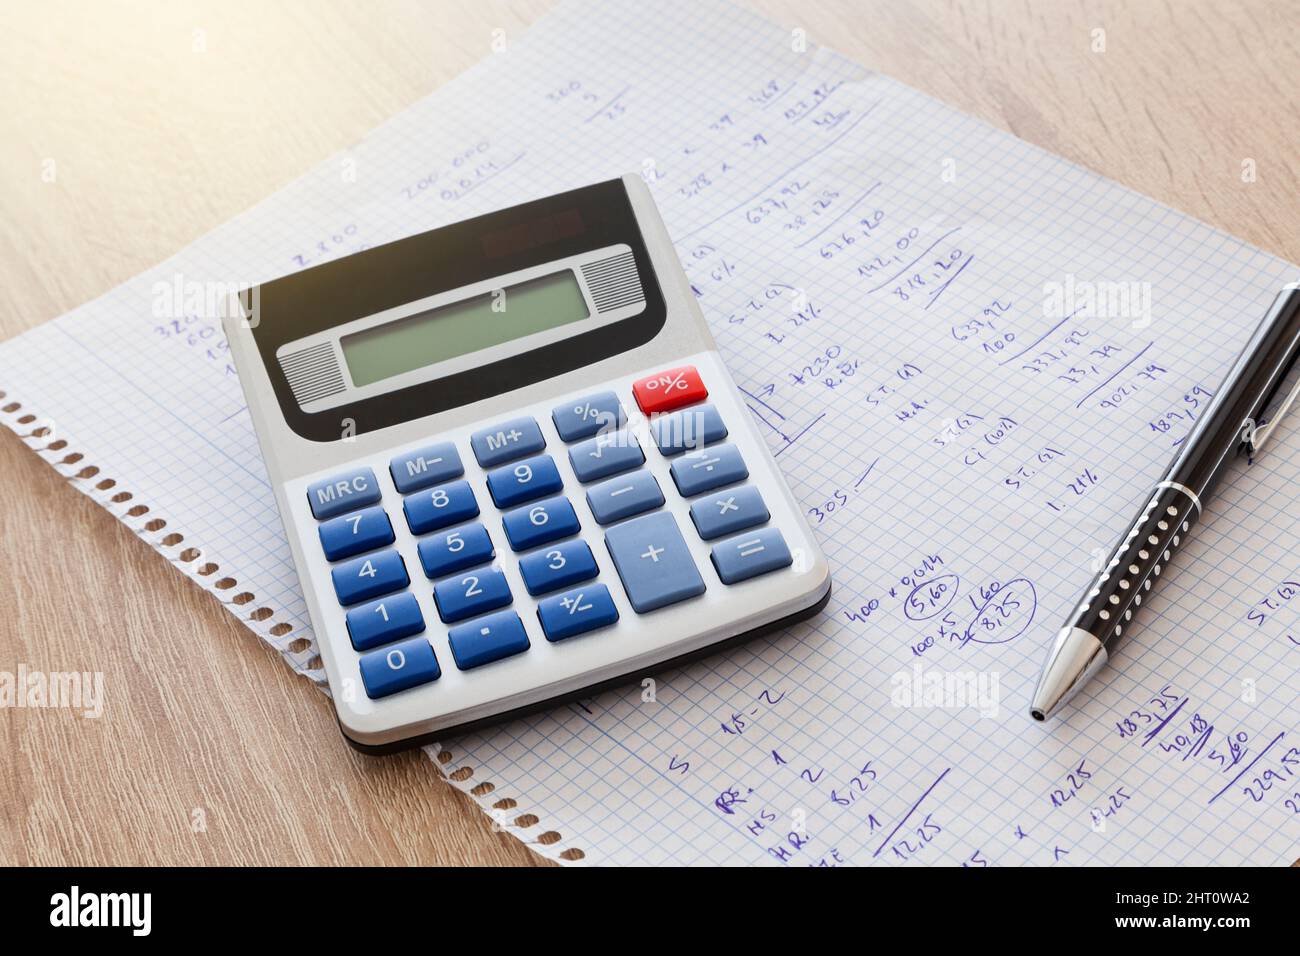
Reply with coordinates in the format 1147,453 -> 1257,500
689,485 -> 770,540
345,592 -> 425,651
552,391 -> 626,442
568,430 -> 644,482
359,637 -> 440,699
307,467 -> 381,520
670,443 -> 749,497
486,454 -> 563,508
518,539 -> 599,596
604,511 -> 705,613
470,417 -> 545,467
331,549 -> 409,606
389,441 -> 463,494
416,522 -> 494,579
318,505 -> 394,561
501,495 -> 580,552
711,527 -> 793,584
653,403 -> 728,456
447,610 -> 530,670
403,479 -> 479,534
586,470 -> 664,525
537,583 -> 619,642
433,565 -> 512,623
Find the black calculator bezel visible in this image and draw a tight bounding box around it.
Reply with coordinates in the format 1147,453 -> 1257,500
243,178 -> 667,443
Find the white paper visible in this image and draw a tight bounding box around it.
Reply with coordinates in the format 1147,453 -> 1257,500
3,0 -> 1298,866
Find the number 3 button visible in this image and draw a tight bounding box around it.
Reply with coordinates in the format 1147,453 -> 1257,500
518,540 -> 598,595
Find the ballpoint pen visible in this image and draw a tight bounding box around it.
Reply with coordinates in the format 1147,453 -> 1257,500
1031,282 -> 1300,721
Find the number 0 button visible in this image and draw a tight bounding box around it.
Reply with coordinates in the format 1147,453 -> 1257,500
359,638 -> 440,699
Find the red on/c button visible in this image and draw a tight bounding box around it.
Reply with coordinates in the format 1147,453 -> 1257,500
632,365 -> 708,414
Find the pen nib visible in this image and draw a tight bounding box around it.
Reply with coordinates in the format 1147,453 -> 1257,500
1030,627 -> 1108,721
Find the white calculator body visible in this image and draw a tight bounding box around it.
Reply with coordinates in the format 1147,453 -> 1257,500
224,176 -> 830,752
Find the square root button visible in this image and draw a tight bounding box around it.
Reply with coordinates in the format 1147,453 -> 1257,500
604,511 -> 705,613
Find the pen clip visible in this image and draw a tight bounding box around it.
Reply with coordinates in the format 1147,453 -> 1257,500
1242,283 -> 1300,461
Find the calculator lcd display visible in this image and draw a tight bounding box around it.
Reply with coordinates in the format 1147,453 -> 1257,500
340,269 -> 589,388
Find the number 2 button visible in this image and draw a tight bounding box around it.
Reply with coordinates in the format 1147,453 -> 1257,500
433,566 -> 512,623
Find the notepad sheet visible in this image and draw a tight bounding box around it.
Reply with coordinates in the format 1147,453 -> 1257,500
3,0 -> 1298,866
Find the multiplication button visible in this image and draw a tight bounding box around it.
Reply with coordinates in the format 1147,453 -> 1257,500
604,511 -> 705,613
689,486 -> 769,540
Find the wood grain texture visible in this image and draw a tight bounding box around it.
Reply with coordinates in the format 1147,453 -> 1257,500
0,0 -> 1296,866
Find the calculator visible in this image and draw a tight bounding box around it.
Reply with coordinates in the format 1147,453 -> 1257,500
224,175 -> 830,752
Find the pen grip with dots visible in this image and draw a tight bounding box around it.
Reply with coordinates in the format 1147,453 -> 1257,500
1068,482 -> 1201,648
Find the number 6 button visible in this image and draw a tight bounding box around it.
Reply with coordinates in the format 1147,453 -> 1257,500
501,495 -> 580,552
433,566 -> 512,623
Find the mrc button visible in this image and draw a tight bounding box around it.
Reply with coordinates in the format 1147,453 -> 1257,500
307,467 -> 382,520
632,365 -> 707,414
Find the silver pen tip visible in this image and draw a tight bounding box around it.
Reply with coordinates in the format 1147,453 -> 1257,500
1029,626 -> 1108,721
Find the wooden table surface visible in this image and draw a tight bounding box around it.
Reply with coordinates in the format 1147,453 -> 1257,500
1,0 -> 1296,866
